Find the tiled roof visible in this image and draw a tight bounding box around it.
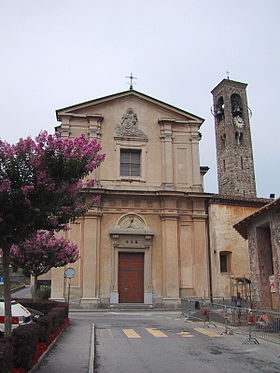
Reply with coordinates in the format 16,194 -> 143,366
234,198 -> 280,239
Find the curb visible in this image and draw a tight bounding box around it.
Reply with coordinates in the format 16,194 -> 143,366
11,284 -> 27,293
69,308 -> 181,313
88,323 -> 95,373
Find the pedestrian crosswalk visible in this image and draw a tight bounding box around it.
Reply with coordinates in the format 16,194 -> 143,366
145,328 -> 168,338
97,327 -> 222,340
176,331 -> 193,338
122,329 -> 141,338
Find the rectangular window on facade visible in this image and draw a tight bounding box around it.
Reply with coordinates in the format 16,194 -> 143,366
120,149 -> 141,177
220,251 -> 231,273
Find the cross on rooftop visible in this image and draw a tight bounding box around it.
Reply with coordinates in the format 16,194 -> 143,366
126,73 -> 137,90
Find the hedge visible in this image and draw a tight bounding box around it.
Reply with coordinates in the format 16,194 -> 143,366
0,300 -> 69,373
0,337 -> 14,373
14,298 -> 69,315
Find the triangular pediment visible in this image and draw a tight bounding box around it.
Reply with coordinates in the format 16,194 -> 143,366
56,89 -> 204,125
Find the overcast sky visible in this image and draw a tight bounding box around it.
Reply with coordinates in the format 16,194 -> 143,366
1,0 -> 279,198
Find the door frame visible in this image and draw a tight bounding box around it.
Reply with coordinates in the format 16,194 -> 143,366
118,252 -> 144,303
109,214 -> 154,305
110,243 -> 153,305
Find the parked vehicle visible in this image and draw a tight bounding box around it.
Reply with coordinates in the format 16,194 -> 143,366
0,299 -> 32,333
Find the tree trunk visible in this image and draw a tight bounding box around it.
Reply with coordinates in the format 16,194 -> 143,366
2,247 -> 12,336
31,275 -> 38,301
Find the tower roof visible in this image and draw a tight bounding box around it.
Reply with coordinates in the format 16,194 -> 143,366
211,79 -> 247,95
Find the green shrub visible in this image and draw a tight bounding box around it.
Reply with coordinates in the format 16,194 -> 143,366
36,285 -> 51,300
14,298 -> 69,316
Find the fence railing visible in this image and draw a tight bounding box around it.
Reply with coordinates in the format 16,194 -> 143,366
181,298 -> 280,344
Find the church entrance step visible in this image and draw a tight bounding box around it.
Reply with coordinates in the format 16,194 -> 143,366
110,303 -> 153,310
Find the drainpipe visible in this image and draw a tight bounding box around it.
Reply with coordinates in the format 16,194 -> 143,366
206,199 -> 213,303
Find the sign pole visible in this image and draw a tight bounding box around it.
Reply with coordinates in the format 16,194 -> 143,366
64,268 -> 76,305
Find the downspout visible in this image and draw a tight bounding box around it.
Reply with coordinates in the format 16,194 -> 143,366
206,199 -> 213,303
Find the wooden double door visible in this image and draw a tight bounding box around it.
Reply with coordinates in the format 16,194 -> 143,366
118,252 -> 144,303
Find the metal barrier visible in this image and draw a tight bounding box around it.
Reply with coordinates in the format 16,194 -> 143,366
181,298 -> 202,319
181,298 -> 280,345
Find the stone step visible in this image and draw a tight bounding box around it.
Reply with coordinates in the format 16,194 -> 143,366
110,303 -> 153,310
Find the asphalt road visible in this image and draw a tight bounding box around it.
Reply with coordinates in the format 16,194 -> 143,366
71,311 -> 280,373
13,285 -> 32,298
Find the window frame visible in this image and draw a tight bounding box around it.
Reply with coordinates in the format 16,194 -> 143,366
115,143 -> 147,182
120,149 -> 141,177
219,251 -> 232,273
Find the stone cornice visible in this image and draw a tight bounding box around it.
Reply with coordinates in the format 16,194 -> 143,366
83,211 -> 103,218
57,113 -> 104,121
158,118 -> 200,125
209,194 -> 271,208
88,188 -> 213,199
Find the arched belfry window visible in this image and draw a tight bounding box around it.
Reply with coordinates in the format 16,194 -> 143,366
235,132 -> 243,146
231,94 -> 242,117
221,133 -> 226,149
216,97 -> 224,121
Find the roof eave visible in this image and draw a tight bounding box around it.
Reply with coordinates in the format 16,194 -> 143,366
56,89 -> 204,123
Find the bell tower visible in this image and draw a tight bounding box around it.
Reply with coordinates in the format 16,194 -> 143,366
211,79 -> 256,198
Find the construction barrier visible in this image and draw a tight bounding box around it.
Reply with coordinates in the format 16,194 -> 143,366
181,298 -> 280,345
242,309 -> 259,344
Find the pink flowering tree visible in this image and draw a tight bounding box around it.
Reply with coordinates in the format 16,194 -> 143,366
0,131 -> 105,335
10,231 -> 80,300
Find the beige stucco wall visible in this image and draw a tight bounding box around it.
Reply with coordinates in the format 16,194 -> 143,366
208,202 -> 261,299
50,193 -> 211,308
51,92 -> 208,307
58,93 -> 204,193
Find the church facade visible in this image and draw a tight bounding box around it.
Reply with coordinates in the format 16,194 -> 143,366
50,79 -> 268,308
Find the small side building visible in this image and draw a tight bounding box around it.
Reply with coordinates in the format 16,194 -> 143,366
234,198 -> 280,310
208,196 -> 269,301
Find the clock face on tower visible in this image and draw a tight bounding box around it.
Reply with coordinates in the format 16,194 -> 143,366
233,115 -> 244,128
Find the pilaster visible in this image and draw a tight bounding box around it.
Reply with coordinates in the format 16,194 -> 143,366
179,216 -> 194,296
161,213 -> 180,307
192,201 -> 209,298
88,117 -> 103,184
160,121 -> 174,189
190,131 -> 203,191
80,211 -> 101,308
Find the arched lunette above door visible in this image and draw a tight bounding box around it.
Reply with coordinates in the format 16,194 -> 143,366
109,213 -> 154,248
110,213 -> 154,235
